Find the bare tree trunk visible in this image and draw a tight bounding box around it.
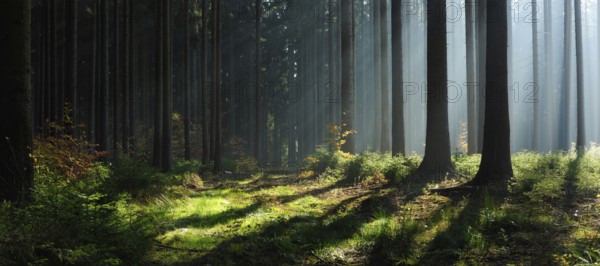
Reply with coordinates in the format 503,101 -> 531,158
574,0 -> 585,151
544,0 -> 553,150
471,0 -> 513,184
532,0 -> 540,151
466,0 -> 477,154
372,0 -> 381,151
418,0 -> 452,177
113,0 -> 121,152
380,0 -> 390,151
254,0 -> 262,162
162,0 -> 173,172
560,0 -> 572,150
97,0 -> 109,152
391,0 -> 404,155
340,0 -> 355,154
212,0 -> 222,172
65,0 -> 78,136
184,0 -> 192,160
152,0 -> 164,168
0,0 -> 33,202
201,0 -> 210,164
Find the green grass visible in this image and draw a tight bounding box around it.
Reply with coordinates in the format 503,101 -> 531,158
138,149 -> 600,265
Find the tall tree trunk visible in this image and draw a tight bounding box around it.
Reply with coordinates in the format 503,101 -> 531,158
340,0 -> 355,154
89,0 -> 98,145
113,0 -> 121,152
65,0 -> 78,136
380,0 -> 390,151
391,0 -> 404,155
184,0 -> 192,160
97,0 -> 109,152
417,0 -> 452,177
574,0 -> 585,151
471,0 -> 513,184
0,0 -> 33,202
328,0 -> 336,128
122,0 -> 130,154
532,0 -> 540,151
201,0 -> 210,164
162,0 -> 173,172
152,0 -> 164,168
560,0 -> 572,150
466,0 -> 477,154
476,0 -> 486,152
212,0 -> 222,172
544,0 -> 553,150
128,0 -> 136,153
372,0 -> 381,151
254,0 -> 262,163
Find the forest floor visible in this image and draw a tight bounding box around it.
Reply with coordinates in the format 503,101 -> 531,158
141,152 -> 600,265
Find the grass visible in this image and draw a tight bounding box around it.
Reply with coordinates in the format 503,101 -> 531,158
133,147 -> 600,265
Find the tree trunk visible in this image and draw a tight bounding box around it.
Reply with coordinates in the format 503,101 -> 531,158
201,0 -> 210,164
65,0 -> 78,136
122,0 -> 130,153
184,0 -> 192,160
152,0 -> 164,169
476,0 -> 486,153
97,0 -> 110,153
543,0 -> 553,150
532,0 -> 540,151
340,0 -> 355,154
113,0 -> 121,152
162,0 -> 173,172
417,0 -> 452,177
254,0 -> 262,163
466,0 -> 477,154
372,0 -> 381,151
212,0 -> 222,173
574,0 -> 585,151
328,0 -> 336,128
471,0 -> 513,184
380,0 -> 390,151
391,0 -> 404,155
560,0 -> 572,150
0,0 -> 33,202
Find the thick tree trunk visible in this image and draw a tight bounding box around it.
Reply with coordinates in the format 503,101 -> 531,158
544,0 -> 553,150
122,0 -> 130,154
476,1 -> 486,153
328,0 -> 336,128
471,0 -> 513,184
113,0 -> 121,152
340,0 -> 355,154
417,0 -> 452,177
0,0 -> 33,202
391,0 -> 404,155
574,0 -> 585,151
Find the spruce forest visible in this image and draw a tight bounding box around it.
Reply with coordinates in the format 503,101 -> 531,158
2,0 -> 600,265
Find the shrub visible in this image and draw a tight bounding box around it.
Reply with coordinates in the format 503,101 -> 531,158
0,165 -> 152,265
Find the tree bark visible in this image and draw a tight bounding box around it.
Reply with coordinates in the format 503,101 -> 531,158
184,0 -> 192,160
560,0 -> 572,150
152,0 -> 164,169
201,0 -> 210,164
212,0 -> 223,173
97,0 -> 110,152
471,0 -> 514,184
532,0 -> 540,151
162,0 -> 173,172
391,0 -> 404,155
574,0 -> 585,151
254,0 -> 262,162
466,0 -> 477,154
380,0 -> 390,151
0,0 -> 33,202
417,0 -> 452,177
372,0 -> 381,151
65,0 -> 78,136
340,0 -> 355,154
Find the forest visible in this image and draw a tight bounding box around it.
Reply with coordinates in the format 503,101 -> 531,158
1,0 -> 600,265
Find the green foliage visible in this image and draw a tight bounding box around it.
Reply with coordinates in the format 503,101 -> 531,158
345,152 -> 418,184
0,165 -> 152,265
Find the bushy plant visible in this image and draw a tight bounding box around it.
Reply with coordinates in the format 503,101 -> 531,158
0,165 -> 152,265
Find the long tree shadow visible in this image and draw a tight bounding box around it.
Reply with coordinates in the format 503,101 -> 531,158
416,179 -> 510,265
182,191 -> 406,265
171,202 -> 263,230
563,155 -> 581,213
